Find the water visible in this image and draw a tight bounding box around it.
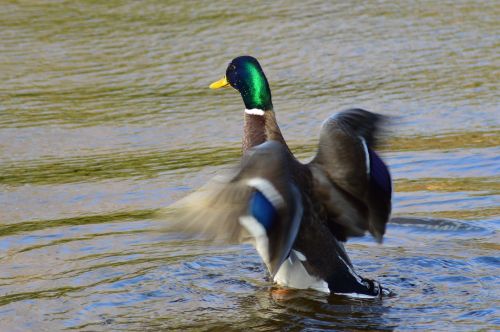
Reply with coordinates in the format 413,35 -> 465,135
0,0 -> 498,330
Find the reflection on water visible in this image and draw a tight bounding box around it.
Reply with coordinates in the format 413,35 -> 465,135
1,131 -> 498,186
0,0 -> 498,330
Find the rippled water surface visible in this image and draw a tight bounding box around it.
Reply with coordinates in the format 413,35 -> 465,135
1,1 -> 499,330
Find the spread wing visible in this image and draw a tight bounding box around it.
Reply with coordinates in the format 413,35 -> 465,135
309,108 -> 392,242
167,140 -> 303,276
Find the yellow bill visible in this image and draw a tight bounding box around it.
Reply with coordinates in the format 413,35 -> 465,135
209,76 -> 229,89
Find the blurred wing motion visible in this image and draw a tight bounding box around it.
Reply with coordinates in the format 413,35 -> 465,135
168,141 -> 303,276
310,108 -> 392,242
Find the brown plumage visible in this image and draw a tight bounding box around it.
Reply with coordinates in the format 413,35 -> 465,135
169,56 -> 392,296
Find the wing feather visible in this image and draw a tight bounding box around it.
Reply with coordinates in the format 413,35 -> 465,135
309,108 -> 392,242
165,140 -> 303,276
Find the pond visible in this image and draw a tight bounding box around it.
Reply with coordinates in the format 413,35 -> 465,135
0,1 -> 498,330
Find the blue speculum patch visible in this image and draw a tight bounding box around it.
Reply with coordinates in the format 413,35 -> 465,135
368,148 -> 392,197
249,190 -> 277,231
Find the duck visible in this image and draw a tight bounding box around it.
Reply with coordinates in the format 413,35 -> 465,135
171,56 -> 392,297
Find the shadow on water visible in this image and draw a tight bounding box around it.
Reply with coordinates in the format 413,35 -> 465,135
255,290 -> 396,331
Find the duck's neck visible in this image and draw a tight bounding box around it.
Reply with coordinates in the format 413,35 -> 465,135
243,108 -> 287,152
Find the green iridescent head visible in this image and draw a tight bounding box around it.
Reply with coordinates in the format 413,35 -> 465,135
210,56 -> 273,111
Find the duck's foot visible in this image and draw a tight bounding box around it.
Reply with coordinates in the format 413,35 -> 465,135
270,286 -> 296,301
364,278 -> 394,298
328,275 -> 393,299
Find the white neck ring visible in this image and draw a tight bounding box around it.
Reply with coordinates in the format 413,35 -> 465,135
245,108 -> 265,116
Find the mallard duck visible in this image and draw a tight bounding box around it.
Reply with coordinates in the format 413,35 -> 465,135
172,56 -> 392,297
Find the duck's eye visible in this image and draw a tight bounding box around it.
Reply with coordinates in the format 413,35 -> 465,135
229,64 -> 236,71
